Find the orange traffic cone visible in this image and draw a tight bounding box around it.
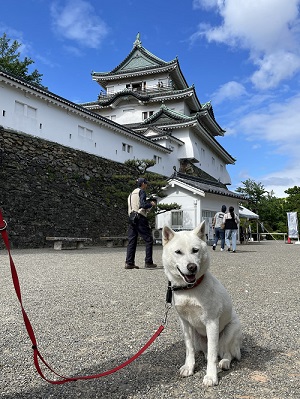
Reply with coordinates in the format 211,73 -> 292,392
287,237 -> 292,244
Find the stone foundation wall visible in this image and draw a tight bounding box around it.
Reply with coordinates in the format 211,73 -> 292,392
0,128 -> 134,248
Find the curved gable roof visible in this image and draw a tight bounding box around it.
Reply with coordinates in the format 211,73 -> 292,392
169,172 -> 244,199
112,34 -> 174,72
142,104 -> 196,125
92,34 -> 189,90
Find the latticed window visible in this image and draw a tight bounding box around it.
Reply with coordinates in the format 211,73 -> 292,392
78,126 -> 93,139
171,210 -> 183,228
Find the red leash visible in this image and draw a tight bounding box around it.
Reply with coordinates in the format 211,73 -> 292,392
0,210 -> 165,384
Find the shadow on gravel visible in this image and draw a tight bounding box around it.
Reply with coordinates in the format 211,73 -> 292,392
239,333 -> 281,371
2,341 -> 183,399
2,334 -> 278,399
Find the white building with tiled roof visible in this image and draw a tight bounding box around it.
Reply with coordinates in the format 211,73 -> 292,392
80,34 -> 244,235
0,33 -> 243,236
81,33 -> 235,186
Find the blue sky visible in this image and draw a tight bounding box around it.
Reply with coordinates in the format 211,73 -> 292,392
1,0 -> 300,198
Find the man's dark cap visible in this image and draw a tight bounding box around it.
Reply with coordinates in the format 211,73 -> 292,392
137,178 -> 148,187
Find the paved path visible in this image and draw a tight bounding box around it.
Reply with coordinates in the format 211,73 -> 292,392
0,241 -> 299,398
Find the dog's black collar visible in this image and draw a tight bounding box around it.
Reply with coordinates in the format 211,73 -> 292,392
166,274 -> 205,304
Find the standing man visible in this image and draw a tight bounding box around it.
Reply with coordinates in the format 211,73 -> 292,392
125,178 -> 157,269
212,205 -> 227,251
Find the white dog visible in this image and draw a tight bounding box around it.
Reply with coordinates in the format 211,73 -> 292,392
162,221 -> 242,386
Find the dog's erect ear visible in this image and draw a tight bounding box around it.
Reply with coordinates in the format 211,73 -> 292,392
162,225 -> 175,246
193,220 -> 206,241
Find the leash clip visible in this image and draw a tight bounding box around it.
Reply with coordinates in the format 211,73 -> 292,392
0,219 -> 7,231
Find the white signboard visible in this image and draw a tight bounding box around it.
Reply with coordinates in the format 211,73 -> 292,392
287,212 -> 299,239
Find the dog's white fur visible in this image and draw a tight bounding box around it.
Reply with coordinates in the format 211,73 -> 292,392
162,221 -> 242,386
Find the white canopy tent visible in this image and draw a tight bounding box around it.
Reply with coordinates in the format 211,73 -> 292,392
238,205 -> 259,242
239,205 -> 259,219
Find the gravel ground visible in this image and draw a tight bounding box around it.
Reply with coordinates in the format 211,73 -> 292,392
0,240 -> 299,399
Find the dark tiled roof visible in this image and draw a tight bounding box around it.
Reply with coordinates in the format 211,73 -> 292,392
91,35 -> 189,90
97,90 -> 151,106
92,43 -> 176,78
171,172 -> 244,199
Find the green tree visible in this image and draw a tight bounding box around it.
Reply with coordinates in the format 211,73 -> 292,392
124,158 -> 156,174
236,178 -> 268,212
257,193 -> 286,232
236,179 -> 287,235
284,186 -> 300,214
0,33 -> 46,88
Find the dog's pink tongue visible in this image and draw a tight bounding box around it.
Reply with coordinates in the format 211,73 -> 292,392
184,274 -> 196,283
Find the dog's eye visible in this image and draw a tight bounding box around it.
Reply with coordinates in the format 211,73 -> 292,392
192,248 -> 199,253
175,249 -> 182,255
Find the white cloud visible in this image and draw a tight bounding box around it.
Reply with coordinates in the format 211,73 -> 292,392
251,144 -> 261,150
192,0 -> 218,9
50,0 -> 108,48
227,93 -> 300,197
212,81 -> 247,104
235,94 -> 300,154
251,51 -> 300,89
261,171 -> 300,198
191,0 -> 300,89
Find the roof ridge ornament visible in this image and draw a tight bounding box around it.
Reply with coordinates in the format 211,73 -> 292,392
133,32 -> 142,48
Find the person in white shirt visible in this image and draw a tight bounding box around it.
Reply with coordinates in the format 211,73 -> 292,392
212,205 -> 226,251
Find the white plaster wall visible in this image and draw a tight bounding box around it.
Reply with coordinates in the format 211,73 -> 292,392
172,128 -> 231,184
0,76 -> 233,185
156,186 -> 201,229
0,81 -> 171,175
104,73 -> 171,95
100,100 -> 184,125
201,194 -> 239,216
156,186 -> 240,232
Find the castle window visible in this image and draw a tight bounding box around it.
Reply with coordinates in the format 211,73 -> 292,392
142,111 -> 154,120
122,143 -> 132,153
15,101 -> 37,118
27,105 -> 36,118
154,155 -> 162,164
132,82 -> 142,91
171,210 -> 183,228
78,125 -> 93,139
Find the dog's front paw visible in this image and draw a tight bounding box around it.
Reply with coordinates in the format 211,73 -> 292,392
203,374 -> 218,386
219,359 -> 230,370
179,364 -> 194,377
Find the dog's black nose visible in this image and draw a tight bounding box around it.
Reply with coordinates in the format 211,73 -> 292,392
187,263 -> 197,273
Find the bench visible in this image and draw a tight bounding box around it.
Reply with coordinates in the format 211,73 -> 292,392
46,236 -> 92,250
100,236 -> 128,247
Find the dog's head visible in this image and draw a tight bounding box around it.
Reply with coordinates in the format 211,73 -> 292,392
162,221 -> 209,286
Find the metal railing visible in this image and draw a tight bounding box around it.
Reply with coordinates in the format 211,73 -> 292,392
98,84 -> 176,99
258,232 -> 286,241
